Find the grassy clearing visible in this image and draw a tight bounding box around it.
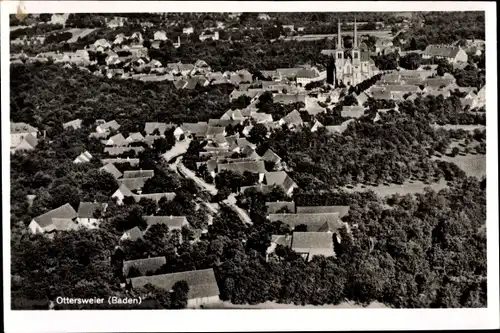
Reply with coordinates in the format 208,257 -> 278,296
342,178 -> 448,197
432,154 -> 486,179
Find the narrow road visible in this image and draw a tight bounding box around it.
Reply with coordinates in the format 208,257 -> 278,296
222,194 -> 253,225
177,161 -> 218,196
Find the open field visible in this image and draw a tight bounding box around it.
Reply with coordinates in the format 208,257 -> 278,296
278,30 -> 393,42
204,300 -> 388,309
432,124 -> 486,132
432,154 -> 486,178
342,178 -> 448,197
66,28 -> 97,43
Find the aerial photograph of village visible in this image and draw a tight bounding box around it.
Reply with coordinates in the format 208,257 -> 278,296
9,10 -> 487,311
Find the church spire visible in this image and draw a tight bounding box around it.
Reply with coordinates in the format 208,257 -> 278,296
337,20 -> 342,50
353,17 -> 358,49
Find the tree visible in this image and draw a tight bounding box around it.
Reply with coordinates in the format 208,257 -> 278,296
248,123 -> 268,146
399,53 -> 422,70
170,280 -> 190,309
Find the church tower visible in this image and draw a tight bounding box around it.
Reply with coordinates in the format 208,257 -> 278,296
335,20 -> 344,87
335,20 -> 344,62
351,18 -> 361,85
351,18 -> 360,62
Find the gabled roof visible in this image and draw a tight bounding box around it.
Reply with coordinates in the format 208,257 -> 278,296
423,45 -> 462,58
15,134 -> 38,150
74,151 -> 93,163
78,202 -> 107,219
32,203 -> 78,230
122,226 -> 144,241
127,132 -> 145,142
265,171 -> 297,193
143,216 -> 189,230
133,192 -> 176,203
107,133 -> 127,146
268,212 -> 342,232
262,149 -> 281,164
130,269 -> 220,301
123,256 -> 167,277
218,160 -> 266,174
296,205 -> 350,218
63,119 -> 82,130
281,109 -> 303,126
251,112 -> 273,123
144,122 -> 175,135
104,146 -> 145,156
115,183 -> 134,196
11,122 -> 38,134
100,120 -> 121,131
296,68 -> 319,79
117,177 -> 150,191
102,158 -> 140,166
205,126 -> 225,136
100,163 -> 123,179
181,122 -> 209,136
273,93 -> 306,105
123,170 -> 155,179
291,232 -> 335,259
266,201 -> 295,214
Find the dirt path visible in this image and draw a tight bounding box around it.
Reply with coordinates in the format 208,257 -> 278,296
222,194 -> 253,225
177,161 -> 218,196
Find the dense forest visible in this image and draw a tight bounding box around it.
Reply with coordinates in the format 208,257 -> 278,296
10,64 -> 233,132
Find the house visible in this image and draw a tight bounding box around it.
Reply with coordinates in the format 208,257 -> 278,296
63,119 -> 82,130
258,13 -> 271,20
296,68 -> 321,86
112,184 -> 134,205
96,120 -> 120,133
126,132 -> 145,143
261,149 -> 281,166
476,85 -> 486,108
422,44 -> 468,63
279,110 -> 303,128
93,38 -> 112,51
123,170 -> 155,179
105,133 -> 127,146
101,157 -> 140,167
291,232 -> 336,261
144,216 -> 189,231
283,24 -> 295,32
144,122 -> 175,136
129,268 -> 220,307
173,127 -> 185,141
11,122 -> 39,149
73,151 -> 93,164
28,203 -> 78,234
199,31 -> 219,41
77,202 -> 107,228
100,163 -> 123,179
273,93 -> 306,105
341,106 -> 365,119
296,205 -> 350,218
123,256 -> 167,278
217,160 -> 266,182
108,17 -> 124,28
251,112 -> 274,124
268,212 -> 343,232
264,171 -> 298,196
120,226 -> 144,241
117,177 -> 150,192
182,27 -> 194,35
104,146 -> 145,156
132,192 -> 176,204
265,201 -> 296,214
154,30 -> 168,41
11,133 -> 38,153
181,122 -> 209,138
311,120 -> 324,132
205,126 -> 226,140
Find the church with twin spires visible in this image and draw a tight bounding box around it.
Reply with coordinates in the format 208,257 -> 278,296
321,20 -> 379,87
